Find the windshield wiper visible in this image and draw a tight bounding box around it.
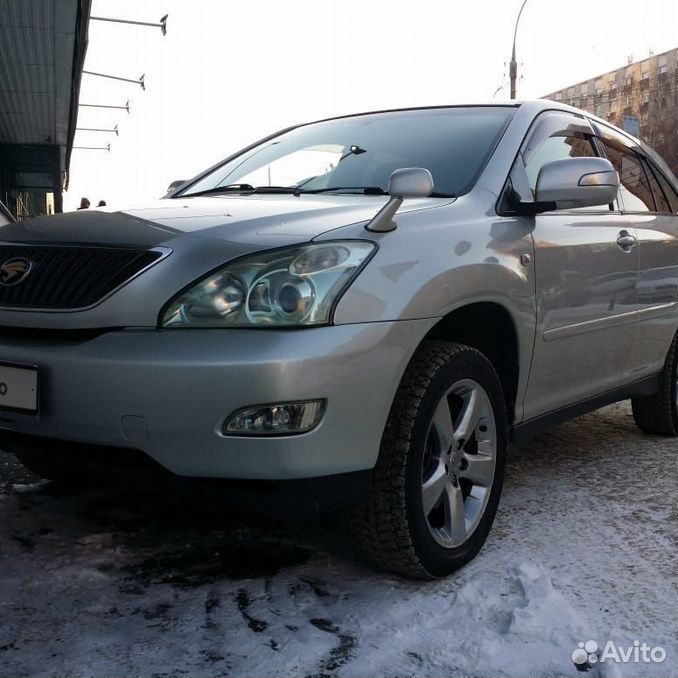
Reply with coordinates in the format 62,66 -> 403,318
305,187 -> 454,197
182,184 -> 454,199
306,186 -> 388,195
182,184 -> 308,197
250,186 -> 302,194
180,184 -> 255,197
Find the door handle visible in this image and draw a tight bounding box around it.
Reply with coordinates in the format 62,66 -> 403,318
616,230 -> 637,251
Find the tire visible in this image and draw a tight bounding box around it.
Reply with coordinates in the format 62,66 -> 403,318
631,330 -> 678,436
352,341 -> 508,578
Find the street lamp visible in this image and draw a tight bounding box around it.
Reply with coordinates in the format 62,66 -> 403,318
509,0 -> 529,99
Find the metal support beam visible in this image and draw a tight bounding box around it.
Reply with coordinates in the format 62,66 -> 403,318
80,101 -> 130,113
90,14 -> 168,35
73,144 -> 111,152
76,125 -> 119,136
83,71 -> 145,90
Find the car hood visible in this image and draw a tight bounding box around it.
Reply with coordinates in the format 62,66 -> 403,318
0,194 -> 449,248
0,194 -> 452,330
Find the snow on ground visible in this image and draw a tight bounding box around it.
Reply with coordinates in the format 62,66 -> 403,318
0,402 -> 676,677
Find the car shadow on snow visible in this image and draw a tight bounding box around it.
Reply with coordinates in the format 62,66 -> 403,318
0,400 -> 656,589
0,451 -> 362,586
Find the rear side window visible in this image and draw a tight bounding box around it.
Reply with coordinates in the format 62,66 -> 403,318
600,139 -> 655,212
643,160 -> 672,212
645,161 -> 678,213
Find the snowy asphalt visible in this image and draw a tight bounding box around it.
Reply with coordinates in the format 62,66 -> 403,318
0,401 -> 676,678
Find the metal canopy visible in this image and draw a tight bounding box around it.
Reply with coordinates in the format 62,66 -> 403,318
0,0 -> 91,212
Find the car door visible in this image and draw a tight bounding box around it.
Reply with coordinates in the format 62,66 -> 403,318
513,112 -> 641,420
596,132 -> 678,381
634,158 -> 678,376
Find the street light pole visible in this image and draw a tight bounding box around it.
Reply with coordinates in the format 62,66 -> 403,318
509,0 -> 529,99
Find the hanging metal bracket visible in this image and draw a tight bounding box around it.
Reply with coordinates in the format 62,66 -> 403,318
91,14 -> 168,35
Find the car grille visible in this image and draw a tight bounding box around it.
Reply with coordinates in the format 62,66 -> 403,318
0,244 -> 166,310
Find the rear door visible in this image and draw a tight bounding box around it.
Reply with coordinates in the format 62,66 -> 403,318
515,112 -> 640,420
596,124 -> 678,380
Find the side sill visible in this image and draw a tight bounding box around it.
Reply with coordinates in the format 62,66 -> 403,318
511,375 -> 660,448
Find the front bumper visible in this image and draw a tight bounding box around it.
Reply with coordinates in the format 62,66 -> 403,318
0,320 -> 433,479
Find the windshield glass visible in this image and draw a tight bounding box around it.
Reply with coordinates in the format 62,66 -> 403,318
179,107 -> 515,198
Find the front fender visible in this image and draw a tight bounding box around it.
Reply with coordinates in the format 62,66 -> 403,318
326,196 -> 537,423
331,198 -> 535,328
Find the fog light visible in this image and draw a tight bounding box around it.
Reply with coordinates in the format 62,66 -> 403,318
223,400 -> 325,436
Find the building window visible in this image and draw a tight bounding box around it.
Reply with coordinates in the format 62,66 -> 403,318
554,92 -> 562,101
658,64 -> 668,75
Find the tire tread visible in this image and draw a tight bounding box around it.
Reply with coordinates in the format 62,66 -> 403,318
631,331 -> 678,436
351,341 -> 502,578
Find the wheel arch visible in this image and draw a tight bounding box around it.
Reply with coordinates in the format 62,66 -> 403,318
423,301 -> 521,425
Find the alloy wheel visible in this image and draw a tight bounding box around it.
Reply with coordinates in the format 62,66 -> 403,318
421,378 -> 497,548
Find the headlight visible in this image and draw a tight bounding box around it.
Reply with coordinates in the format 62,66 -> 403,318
160,241 -> 375,328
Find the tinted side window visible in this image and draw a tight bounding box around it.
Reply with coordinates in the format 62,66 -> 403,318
643,159 -> 672,213
646,161 -> 678,213
525,135 -> 595,194
501,112 -> 606,212
600,140 -> 655,212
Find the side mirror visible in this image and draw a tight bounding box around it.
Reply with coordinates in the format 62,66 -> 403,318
166,179 -> 188,196
366,168 -> 434,232
388,167 -> 434,199
535,157 -> 619,210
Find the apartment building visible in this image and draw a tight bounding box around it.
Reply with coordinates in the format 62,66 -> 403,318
544,48 -> 678,175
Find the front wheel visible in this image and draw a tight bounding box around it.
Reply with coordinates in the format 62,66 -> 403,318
352,341 -> 507,578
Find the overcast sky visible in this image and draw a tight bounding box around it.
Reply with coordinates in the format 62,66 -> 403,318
65,0 -> 678,210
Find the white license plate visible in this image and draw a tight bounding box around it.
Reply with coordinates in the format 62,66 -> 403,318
0,363 -> 38,413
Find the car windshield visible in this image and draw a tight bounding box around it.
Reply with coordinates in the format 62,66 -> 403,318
179,107 -> 515,198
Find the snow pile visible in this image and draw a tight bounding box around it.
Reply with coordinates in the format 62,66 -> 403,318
0,402 -> 675,677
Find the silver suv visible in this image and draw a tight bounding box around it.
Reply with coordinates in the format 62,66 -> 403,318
1,101 -> 676,578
